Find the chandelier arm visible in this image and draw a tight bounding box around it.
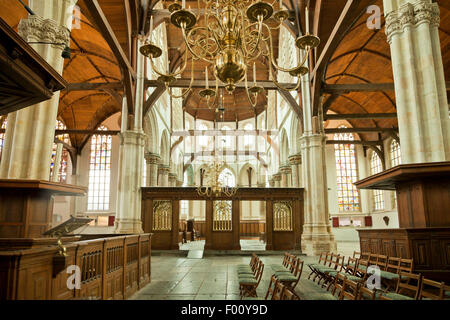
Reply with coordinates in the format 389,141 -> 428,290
264,23 -> 311,73
243,73 -> 259,108
182,26 -> 216,64
267,59 -> 302,91
241,19 -> 263,58
165,58 -> 195,99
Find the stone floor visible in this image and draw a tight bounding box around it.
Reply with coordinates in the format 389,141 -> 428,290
131,240 -> 360,300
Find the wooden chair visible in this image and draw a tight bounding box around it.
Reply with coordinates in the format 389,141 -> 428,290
307,252 -> 328,279
340,278 -> 360,300
343,256 -> 359,276
353,251 -> 361,259
237,253 -> 258,276
419,278 -> 446,300
270,252 -> 291,273
444,285 -> 450,300
322,255 -> 345,290
357,286 -> 376,300
271,280 -> 285,300
312,252 -> 336,283
263,275 -> 279,300
380,256 -> 401,290
399,258 -> 413,273
274,258 -> 303,291
376,254 -> 388,271
368,253 -> 379,268
239,259 -> 265,298
331,273 -> 347,298
379,272 -> 422,300
280,287 -> 301,300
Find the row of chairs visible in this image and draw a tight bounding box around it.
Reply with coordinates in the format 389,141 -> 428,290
309,251 -> 450,300
243,275 -> 300,300
269,252 -> 303,292
237,254 -> 265,298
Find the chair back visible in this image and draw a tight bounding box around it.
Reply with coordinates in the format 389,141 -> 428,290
385,256 -> 400,274
399,258 -> 413,273
345,256 -> 359,275
281,287 -> 300,300
340,278 -> 360,300
353,251 -> 361,259
376,254 -> 388,270
264,275 -> 278,300
332,273 -> 347,298
271,281 -> 285,300
419,278 -> 445,300
396,272 -> 422,300
357,286 -> 376,300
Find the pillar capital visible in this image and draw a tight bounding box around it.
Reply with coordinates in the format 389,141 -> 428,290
385,0 -> 440,43
158,164 -> 170,174
144,152 -> 160,164
273,173 -> 282,181
118,130 -> 146,146
288,154 -> 302,165
18,15 -> 70,50
280,165 -> 292,174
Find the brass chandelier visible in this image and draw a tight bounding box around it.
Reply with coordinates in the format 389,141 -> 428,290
196,159 -> 237,197
140,0 -> 320,107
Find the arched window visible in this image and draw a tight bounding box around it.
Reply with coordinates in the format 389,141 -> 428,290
0,117 -> 7,161
243,123 -> 253,147
219,168 -> 236,187
390,140 -> 402,167
370,151 -> 384,211
334,126 -> 360,211
51,120 -> 70,182
221,126 -> 231,149
88,126 -> 112,211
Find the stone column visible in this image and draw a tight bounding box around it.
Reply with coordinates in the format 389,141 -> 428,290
273,173 -> 281,187
288,154 -> 301,188
168,172 -> 177,187
268,177 -> 275,188
144,152 -> 160,186
115,38 -> 146,234
383,0 -> 450,163
280,165 -> 292,187
51,142 -> 64,182
159,165 -> 170,186
300,134 -> 336,255
0,0 -> 78,179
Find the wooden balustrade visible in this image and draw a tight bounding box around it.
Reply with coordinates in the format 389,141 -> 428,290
0,234 -> 152,300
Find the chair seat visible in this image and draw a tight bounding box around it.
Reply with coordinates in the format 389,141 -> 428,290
243,297 -> 261,300
338,272 -> 361,282
239,277 -> 258,285
382,292 -> 414,300
275,274 -> 297,282
379,271 -> 399,280
270,265 -> 289,272
315,266 -> 336,272
238,271 -> 255,276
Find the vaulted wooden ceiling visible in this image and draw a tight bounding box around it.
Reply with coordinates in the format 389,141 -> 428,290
1,0 -> 449,148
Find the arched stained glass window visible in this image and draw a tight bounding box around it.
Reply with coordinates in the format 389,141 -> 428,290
334,126 -> 360,211
51,120 -> 70,182
0,117 -> 7,161
87,126 -> 112,211
370,151 -> 384,211
390,140 -> 402,167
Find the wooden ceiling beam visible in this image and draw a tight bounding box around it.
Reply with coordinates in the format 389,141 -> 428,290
145,79 -> 297,91
66,82 -> 123,91
310,0 -> 377,116
326,140 -> 382,146
324,113 -> 397,120
55,129 -> 120,135
325,127 -> 398,134
81,0 -> 136,114
323,83 -> 395,94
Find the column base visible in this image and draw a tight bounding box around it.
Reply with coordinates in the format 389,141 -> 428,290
114,219 -> 144,234
301,225 -> 337,256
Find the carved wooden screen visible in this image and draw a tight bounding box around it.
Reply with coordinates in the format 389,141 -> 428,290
213,200 -> 232,231
152,201 -> 172,231
273,201 -> 293,231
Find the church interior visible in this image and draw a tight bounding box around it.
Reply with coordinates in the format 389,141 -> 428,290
0,0 -> 449,301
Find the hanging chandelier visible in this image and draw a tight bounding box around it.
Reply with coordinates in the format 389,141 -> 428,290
140,0 -> 320,107
196,159 -> 237,197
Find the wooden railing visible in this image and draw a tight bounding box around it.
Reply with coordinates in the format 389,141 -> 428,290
0,234 -> 152,300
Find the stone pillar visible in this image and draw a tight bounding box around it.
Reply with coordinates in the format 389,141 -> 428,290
168,172 -> 177,187
280,165 -> 291,187
289,154 -> 302,188
273,173 -> 281,187
114,131 -> 146,234
384,0 -> 450,163
51,142 -> 63,182
144,152 -> 160,186
300,134 -> 336,255
0,0 -> 78,179
115,38 -> 146,234
268,177 -> 275,188
159,165 -> 170,186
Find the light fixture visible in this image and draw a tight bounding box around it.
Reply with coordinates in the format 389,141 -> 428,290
197,158 -> 237,197
140,0 -> 319,107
